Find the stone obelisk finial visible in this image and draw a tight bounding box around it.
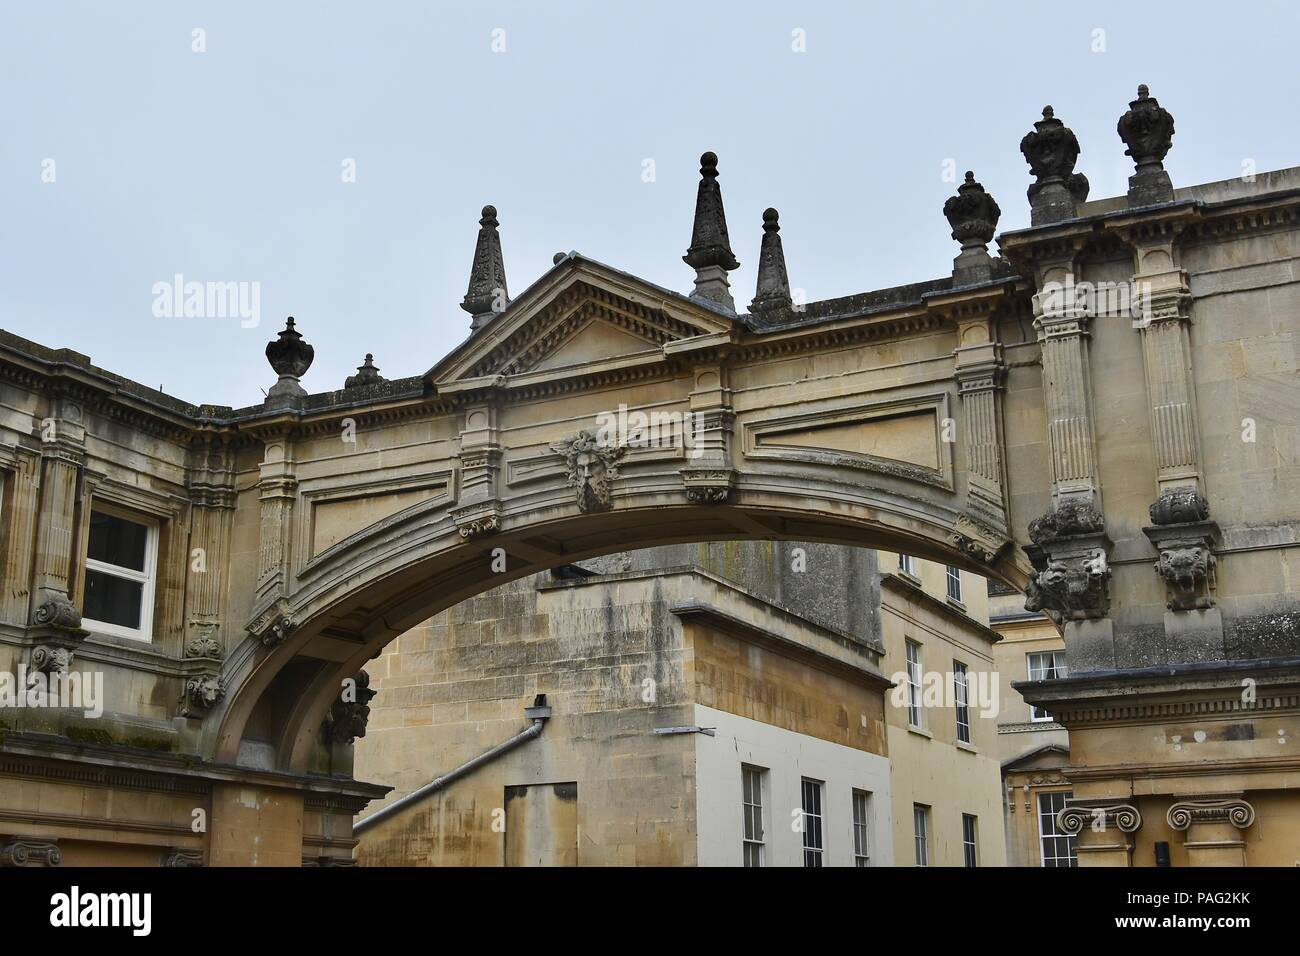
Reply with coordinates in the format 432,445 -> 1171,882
1117,85 -> 1175,206
943,171 -> 1001,284
461,205 -> 509,331
264,316 -> 314,405
750,208 -> 792,315
1020,106 -> 1090,226
683,151 -> 740,312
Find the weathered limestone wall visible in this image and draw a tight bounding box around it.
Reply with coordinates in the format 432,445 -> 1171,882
354,572 -> 699,866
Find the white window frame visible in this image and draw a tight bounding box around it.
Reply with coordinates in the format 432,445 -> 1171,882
962,813 -> 979,867
953,660 -> 971,744
801,778 -> 824,868
913,804 -> 929,867
905,639 -> 924,729
1037,790 -> 1077,867
1027,651 -> 1069,721
741,765 -> 766,867
898,553 -> 916,576
852,790 -> 871,867
82,502 -> 159,643
945,564 -> 963,602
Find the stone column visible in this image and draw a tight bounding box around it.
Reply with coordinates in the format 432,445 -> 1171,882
451,403 -> 503,539
1058,801 -> 1141,867
1167,796 -> 1254,867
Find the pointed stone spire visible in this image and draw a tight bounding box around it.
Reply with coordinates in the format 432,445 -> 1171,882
750,208 -> 792,315
264,316 -> 314,404
683,151 -> 740,311
1117,84 -> 1175,206
943,171 -> 1001,284
461,205 -> 509,331
344,353 -> 385,389
1020,106 -> 1090,225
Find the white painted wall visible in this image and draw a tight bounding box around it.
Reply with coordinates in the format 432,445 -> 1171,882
693,704 -> 894,867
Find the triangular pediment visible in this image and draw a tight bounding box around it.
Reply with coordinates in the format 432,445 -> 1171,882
427,255 -> 736,389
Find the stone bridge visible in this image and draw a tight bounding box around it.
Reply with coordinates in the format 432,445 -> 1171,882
3,88 -> 1298,865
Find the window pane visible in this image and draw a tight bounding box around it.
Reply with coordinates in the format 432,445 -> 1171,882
84,569 -> 143,629
87,510 -> 149,571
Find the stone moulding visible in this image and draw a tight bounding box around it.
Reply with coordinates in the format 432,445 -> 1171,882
1057,802 -> 1141,835
1166,797 -> 1255,831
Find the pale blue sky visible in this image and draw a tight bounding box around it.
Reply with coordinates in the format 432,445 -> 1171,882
4,1 -> 1298,407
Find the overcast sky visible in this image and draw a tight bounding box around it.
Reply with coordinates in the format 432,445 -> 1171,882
4,1 -> 1299,408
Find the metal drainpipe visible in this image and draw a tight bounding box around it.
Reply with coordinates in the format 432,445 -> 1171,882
353,695 -> 552,837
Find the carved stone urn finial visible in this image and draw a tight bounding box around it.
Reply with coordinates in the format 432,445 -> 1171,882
461,204 -> 509,331
1020,106 -> 1089,226
683,151 -> 740,312
1117,84 -> 1175,205
749,208 -> 793,316
344,353 -> 385,389
943,171 -> 1001,283
264,316 -> 314,402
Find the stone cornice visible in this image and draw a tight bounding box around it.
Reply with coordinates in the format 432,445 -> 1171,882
1016,656 -> 1300,725
0,733 -> 391,802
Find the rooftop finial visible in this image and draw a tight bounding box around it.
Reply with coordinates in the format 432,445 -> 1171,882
461,204 -> 509,331
683,150 -> 740,312
344,353 -> 385,389
1117,84 -> 1175,206
750,208 -> 792,316
943,171 -> 1001,284
264,316 -> 314,405
1020,105 -> 1088,225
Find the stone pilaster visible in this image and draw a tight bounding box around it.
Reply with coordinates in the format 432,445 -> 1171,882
451,403 -> 503,538
255,439 -> 297,606
1057,800 -> 1141,867
1166,795 -> 1254,867
0,448 -> 40,627
680,364 -> 736,504
1122,221 -> 1224,657
29,396 -> 88,650
1033,255 -> 1101,506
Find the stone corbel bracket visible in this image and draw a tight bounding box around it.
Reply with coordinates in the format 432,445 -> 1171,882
681,468 -> 736,505
948,512 -> 1010,564
1057,801 -> 1142,835
1024,501 -> 1113,622
178,674 -> 226,719
246,599 -> 298,648
451,500 -> 502,539
1143,489 -> 1220,612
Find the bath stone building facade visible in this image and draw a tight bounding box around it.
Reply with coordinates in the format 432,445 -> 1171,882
0,85 -> 1299,865
354,543 -> 896,867
353,543 -> 1004,866
988,583 -> 1074,866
